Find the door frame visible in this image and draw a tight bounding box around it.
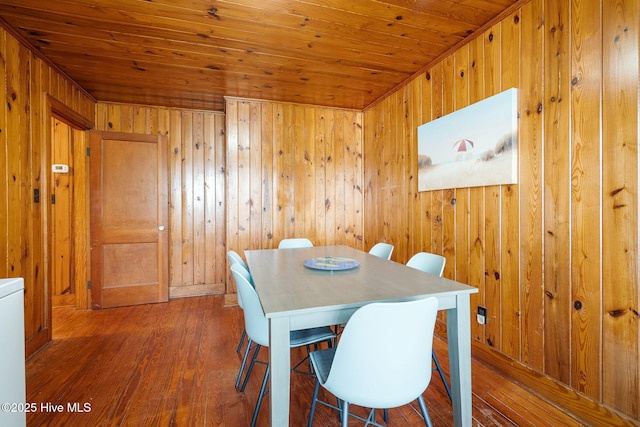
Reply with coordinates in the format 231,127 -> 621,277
29,94 -> 92,357
45,95 -> 93,312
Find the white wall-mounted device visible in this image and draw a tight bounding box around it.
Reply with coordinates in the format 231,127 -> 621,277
51,164 -> 70,173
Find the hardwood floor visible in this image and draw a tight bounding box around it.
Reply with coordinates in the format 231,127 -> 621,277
26,295 -> 586,426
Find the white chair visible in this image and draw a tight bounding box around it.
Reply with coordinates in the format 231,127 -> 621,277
406,251 -> 452,401
227,252 -> 255,388
278,237 -> 313,248
228,249 -> 249,272
368,242 -> 394,260
307,297 -> 439,427
406,251 -> 446,276
231,263 -> 335,427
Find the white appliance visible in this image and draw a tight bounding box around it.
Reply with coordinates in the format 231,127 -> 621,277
0,278 -> 26,427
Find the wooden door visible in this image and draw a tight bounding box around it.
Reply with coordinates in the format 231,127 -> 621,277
89,131 -> 168,309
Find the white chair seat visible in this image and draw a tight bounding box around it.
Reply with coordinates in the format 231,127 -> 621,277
368,242 -> 394,260
231,263 -> 335,427
291,328 -> 336,347
228,249 -> 250,272
307,297 -> 438,427
278,237 -> 313,248
309,346 -> 336,384
228,250 -> 253,389
406,251 -> 451,401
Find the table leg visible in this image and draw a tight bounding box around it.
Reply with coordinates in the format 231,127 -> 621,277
447,293 -> 472,427
269,316 -> 291,426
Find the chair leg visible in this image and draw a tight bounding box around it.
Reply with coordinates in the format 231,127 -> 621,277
417,395 -> 433,427
341,401 -> 350,427
240,343 -> 261,392
236,328 -> 247,353
432,350 -> 452,401
383,408 -> 389,423
367,408 -> 377,424
307,378 -> 321,427
250,365 -> 270,427
235,338 -> 253,388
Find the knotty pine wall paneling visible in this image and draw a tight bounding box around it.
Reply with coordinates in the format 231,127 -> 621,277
499,8 -> 522,364
94,103 -> 226,299
452,43 -> 472,341
519,0 -> 546,376
570,0 -> 602,400
363,0 -> 639,424
601,0 -> 638,416
542,0 -> 571,386
0,27 -> 95,357
225,98 -> 364,299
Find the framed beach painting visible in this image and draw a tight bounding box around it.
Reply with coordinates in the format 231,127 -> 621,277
417,88 -> 518,192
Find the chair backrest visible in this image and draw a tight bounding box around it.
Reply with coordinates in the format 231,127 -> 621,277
228,251 -> 253,309
322,297 -> 439,409
277,238 -> 313,249
227,250 -> 249,272
230,263 -> 269,347
406,252 -> 446,277
368,242 -> 394,260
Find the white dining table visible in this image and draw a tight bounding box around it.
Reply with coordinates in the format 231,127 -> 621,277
245,245 -> 478,426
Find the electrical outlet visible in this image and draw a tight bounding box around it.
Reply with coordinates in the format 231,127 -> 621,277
477,306 -> 487,325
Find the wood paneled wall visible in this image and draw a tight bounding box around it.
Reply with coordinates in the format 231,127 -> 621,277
0,27 -> 95,356
224,98 -> 364,298
364,0 -> 639,424
94,103 -> 226,299
96,97 -> 365,303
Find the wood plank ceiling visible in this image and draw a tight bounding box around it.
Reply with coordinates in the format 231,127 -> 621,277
0,0 -> 519,111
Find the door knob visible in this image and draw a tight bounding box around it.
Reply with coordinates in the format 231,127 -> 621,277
158,225 -> 165,231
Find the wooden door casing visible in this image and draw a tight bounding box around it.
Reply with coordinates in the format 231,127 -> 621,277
90,131 -> 169,309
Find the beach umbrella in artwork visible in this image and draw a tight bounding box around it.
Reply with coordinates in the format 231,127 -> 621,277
453,138 -> 474,152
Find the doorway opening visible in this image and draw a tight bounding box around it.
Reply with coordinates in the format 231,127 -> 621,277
46,95 -> 93,314
50,118 -> 76,308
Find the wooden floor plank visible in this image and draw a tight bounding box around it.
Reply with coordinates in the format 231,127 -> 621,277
25,295 -> 586,426
118,297 -> 193,425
